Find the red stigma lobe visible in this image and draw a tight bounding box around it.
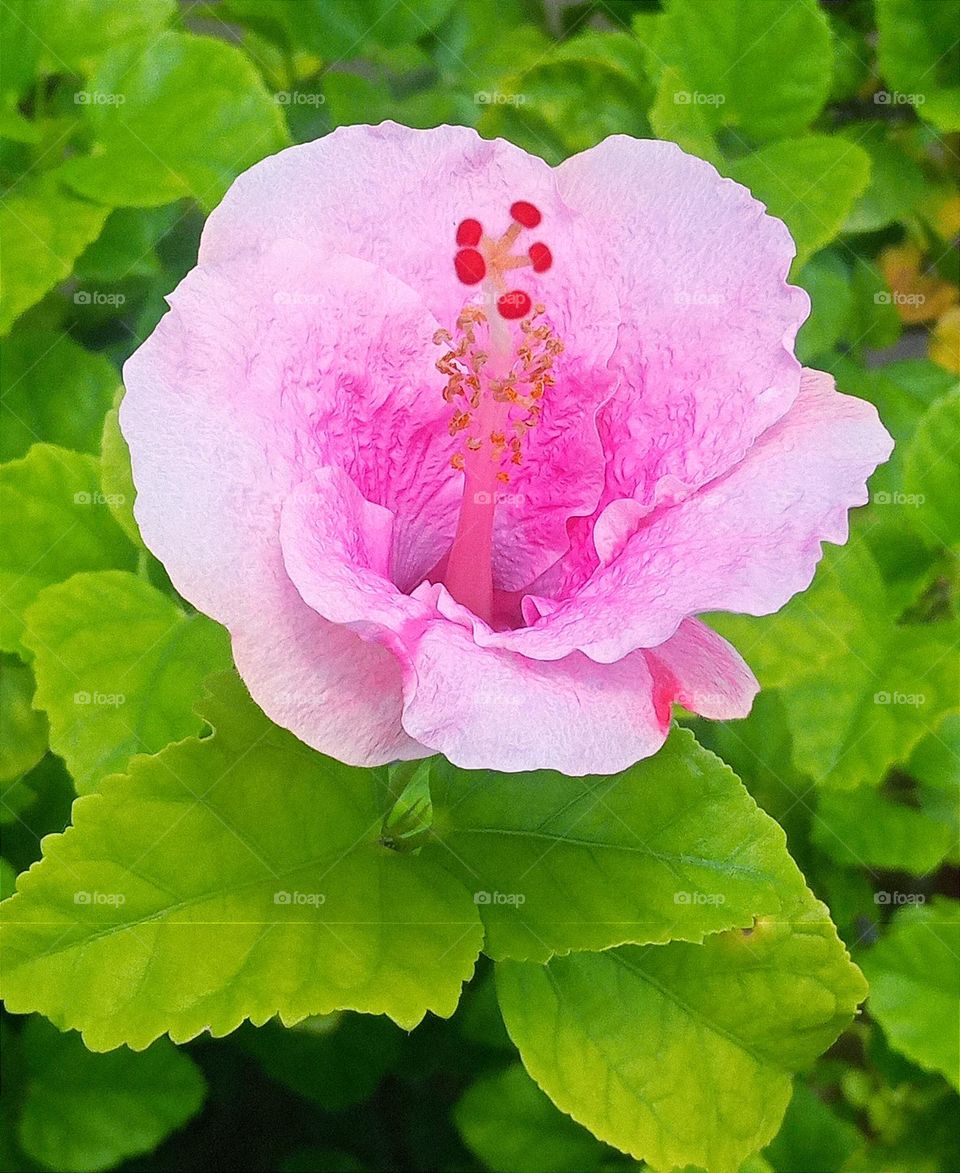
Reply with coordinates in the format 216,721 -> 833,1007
453,202 -> 551,318
497,290 -> 532,320
510,201 -> 542,228
456,218 -> 483,246
455,248 -> 487,285
528,242 -> 552,273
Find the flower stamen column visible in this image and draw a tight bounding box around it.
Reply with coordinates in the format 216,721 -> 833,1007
440,202 -> 558,624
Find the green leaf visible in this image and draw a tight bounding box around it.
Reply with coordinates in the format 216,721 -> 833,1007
842,1090 -> 960,1173
234,1013 -> 402,1111
812,787 -> 953,874
905,391 -> 960,550
861,897 -> 960,1090
478,34 -> 651,165
16,1016 -> 205,1173
908,714 -> 960,791
74,207 -> 173,285
432,2 -> 550,93
222,0 -> 457,60
711,537 -> 880,691
764,1082 -> 860,1173
687,690 -> 814,873
724,136 -> 871,270
0,106 -> 41,144
649,65 -> 723,166
322,73 -> 391,128
0,858 -> 15,901
1,753 -> 74,870
0,445 -> 136,655
710,537 -> 960,788
496,880 -> 866,1173
843,260 -> 903,356
784,623 -> 958,791
828,13 -> 872,103
0,176 -> 109,336
457,971 -> 513,1052
58,32 -> 289,211
0,0 -> 42,104
835,359 -> 955,501
823,359 -> 946,603
34,0 -> 175,75
656,0 -> 833,141
455,1063 -> 608,1173
1,773 -> 39,829
425,728 -> 810,962
0,673 -> 483,1049
817,866 -> 879,944
22,570 -> 231,793
876,0 -> 960,132
842,124 -> 927,234
795,251 -> 854,363
0,656 -> 48,783
0,331 -> 118,462
382,759 -> 433,850
98,402 -> 141,545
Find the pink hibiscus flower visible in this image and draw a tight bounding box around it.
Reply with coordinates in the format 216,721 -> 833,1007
121,123 -> 892,775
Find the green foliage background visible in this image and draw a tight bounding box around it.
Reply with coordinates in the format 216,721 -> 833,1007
0,1 -> 958,1172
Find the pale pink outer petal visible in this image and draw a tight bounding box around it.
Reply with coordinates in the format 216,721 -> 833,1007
278,474 -> 758,773
399,624 -> 668,776
556,136 -> 810,511
197,120 -> 621,591
120,243 -> 451,764
643,618 -> 759,722
465,368 -> 894,662
230,581 -> 427,765
279,467 -> 434,649
198,122 -> 613,350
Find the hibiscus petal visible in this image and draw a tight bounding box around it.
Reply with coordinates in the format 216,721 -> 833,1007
123,241 -> 457,594
279,466 -> 434,648
279,467 -> 678,776
199,122 -> 613,349
198,121 -> 622,590
556,136 -> 809,525
473,367 -> 893,662
230,579 -> 426,765
643,618 -> 759,721
400,624 -> 668,776
121,243 -> 446,763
